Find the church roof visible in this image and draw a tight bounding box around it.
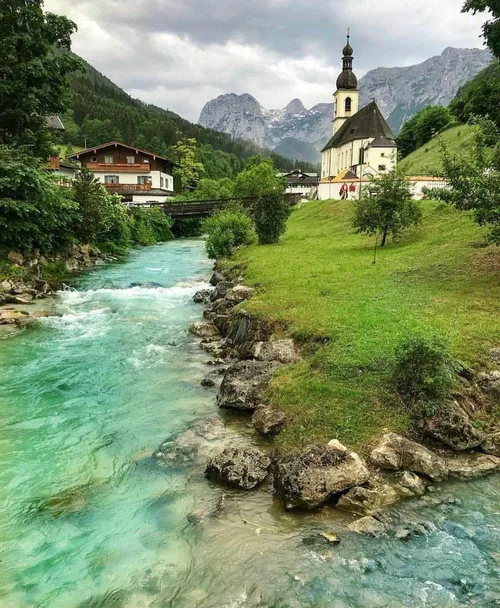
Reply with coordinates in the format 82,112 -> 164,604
369,135 -> 397,148
321,101 -> 395,152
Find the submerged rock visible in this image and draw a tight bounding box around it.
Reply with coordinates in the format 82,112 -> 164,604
129,281 -> 164,288
446,453 -> 500,480
193,289 -> 212,304
370,433 -> 448,481
423,402 -> 485,451
205,447 -> 271,490
252,404 -> 286,437
348,516 -> 386,537
217,360 -> 282,411
201,378 -> 216,388
252,339 -> 299,364
482,432 -> 500,456
189,321 -> 220,338
273,441 -> 370,511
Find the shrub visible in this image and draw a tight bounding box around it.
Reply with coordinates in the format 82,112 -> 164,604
130,207 -> 173,246
392,336 -> 457,415
252,191 -> 290,245
202,207 -> 254,259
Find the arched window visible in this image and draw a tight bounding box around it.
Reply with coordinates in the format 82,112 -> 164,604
345,97 -> 352,113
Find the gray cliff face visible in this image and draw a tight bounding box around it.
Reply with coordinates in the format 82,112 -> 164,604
198,48 -> 491,163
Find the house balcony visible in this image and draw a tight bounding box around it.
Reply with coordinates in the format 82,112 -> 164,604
87,162 -> 151,173
104,183 -> 152,193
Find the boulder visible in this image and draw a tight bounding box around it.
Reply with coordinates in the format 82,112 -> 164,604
193,289 -> 212,304
205,447 -> 271,490
65,257 -> 79,272
210,281 -> 234,301
337,484 -> 398,514
208,298 -> 234,316
6,293 -> 33,305
476,371 -> 500,401
423,402 -> 485,451
252,339 -> 299,364
225,285 -> 255,305
447,453 -> 500,480
273,441 -> 370,510
189,321 -> 220,338
370,433 -> 448,481
348,516 -> 386,537
0,310 -> 29,325
210,271 -> 225,286
217,360 -> 282,411
226,312 -> 274,358
252,404 -> 286,437
489,348 -> 500,364
482,432 -> 500,456
0,293 -> 6,306
8,251 -> 24,266
395,471 -> 427,497
212,314 -> 231,335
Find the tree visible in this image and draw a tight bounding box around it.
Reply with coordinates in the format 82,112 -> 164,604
252,191 -> 291,245
433,119 -> 500,243
171,137 -> 205,192
234,159 -> 286,199
0,0 -> 82,158
397,106 -> 453,159
463,0 -> 500,58
353,172 -> 422,246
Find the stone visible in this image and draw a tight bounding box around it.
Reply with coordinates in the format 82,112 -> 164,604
201,378 -> 216,388
446,453 -> 500,480
0,310 -> 29,325
395,471 -> 427,497
217,360 -> 282,411
482,432 -> 500,456
369,433 -> 448,481
273,442 -> 370,511
423,402 -> 485,451
193,289 -> 212,304
225,285 -> 255,304
252,339 -> 299,364
476,371 -> 500,401
189,321 -> 220,338
208,298 -> 234,316
65,257 -> 79,272
210,281 -> 234,301
212,314 -> 230,334
336,485 -> 396,514
320,531 -> 340,544
205,447 -> 271,490
252,404 -> 286,437
8,251 -> 24,266
348,516 -> 386,537
0,293 -> 6,306
210,271 -> 225,286
6,293 -> 33,305
489,348 -> 500,363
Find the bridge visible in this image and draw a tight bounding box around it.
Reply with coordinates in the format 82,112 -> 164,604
127,195 -> 301,219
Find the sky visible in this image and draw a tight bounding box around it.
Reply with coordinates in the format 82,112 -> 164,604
45,0 -> 488,123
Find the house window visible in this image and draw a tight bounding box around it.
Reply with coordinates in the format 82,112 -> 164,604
104,175 -> 119,184
381,152 -> 385,158
378,165 -> 387,171
160,177 -> 164,188
126,156 -> 135,164
91,156 -> 97,162
137,176 -> 152,185
105,155 -> 113,164
345,97 -> 352,113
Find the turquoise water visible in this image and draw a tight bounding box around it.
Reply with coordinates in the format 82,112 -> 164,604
0,240 -> 499,608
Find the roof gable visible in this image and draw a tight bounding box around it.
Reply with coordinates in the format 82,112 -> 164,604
68,141 -> 178,166
321,102 -> 395,152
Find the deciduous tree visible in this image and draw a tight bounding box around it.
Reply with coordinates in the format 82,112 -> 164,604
463,0 -> 500,58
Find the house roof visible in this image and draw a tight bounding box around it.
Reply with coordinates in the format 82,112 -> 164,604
280,170 -> 318,178
68,141 -> 179,166
45,115 -> 65,130
321,101 -> 395,152
332,169 -> 358,182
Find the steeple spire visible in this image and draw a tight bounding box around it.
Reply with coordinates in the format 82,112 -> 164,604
337,29 -> 357,90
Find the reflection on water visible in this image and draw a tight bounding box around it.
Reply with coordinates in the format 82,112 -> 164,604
0,240 -> 498,608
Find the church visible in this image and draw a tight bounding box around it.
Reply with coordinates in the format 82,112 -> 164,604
318,35 -> 398,200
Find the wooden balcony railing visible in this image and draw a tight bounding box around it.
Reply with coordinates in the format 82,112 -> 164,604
86,162 -> 150,173
104,183 -> 152,192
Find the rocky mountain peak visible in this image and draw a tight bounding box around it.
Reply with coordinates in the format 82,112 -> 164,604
285,99 -> 306,115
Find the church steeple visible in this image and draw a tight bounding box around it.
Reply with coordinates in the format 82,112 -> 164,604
333,30 -> 360,134
336,31 -> 358,91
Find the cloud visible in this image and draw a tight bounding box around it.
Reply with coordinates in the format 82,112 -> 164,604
45,0 -> 488,122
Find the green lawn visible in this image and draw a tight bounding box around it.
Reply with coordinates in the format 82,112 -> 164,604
399,124 -> 476,176
232,199 -> 500,452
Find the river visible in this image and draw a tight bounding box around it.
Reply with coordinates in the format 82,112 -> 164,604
0,240 -> 499,608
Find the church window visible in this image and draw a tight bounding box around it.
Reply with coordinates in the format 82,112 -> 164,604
345,97 -> 352,113
378,164 -> 387,171
359,148 -> 365,165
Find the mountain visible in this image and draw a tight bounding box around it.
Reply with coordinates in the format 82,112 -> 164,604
198,47 -> 492,163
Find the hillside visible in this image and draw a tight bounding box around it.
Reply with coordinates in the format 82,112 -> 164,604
398,124 -> 476,175
231,199 -> 500,452
60,57 -> 318,176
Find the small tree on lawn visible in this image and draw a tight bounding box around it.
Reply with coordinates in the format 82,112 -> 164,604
433,119 -> 500,244
353,172 -> 422,247
253,190 -> 290,245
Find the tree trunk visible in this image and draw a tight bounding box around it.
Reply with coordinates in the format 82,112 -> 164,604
381,230 -> 388,247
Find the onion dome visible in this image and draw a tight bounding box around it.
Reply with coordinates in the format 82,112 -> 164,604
343,42 -> 353,57
336,31 -> 357,90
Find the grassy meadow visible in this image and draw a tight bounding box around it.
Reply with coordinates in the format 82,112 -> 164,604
232,199 -> 500,452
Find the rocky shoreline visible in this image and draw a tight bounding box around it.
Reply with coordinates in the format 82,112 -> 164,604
189,266 -> 500,532
0,246 -> 118,330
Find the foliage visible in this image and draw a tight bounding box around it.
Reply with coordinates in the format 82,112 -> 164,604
392,336 -> 457,415
202,207 -> 255,259
397,106 -> 453,158
171,218 -> 203,238
130,208 -> 173,246
353,172 -> 422,246
252,191 -> 291,245
171,138 -> 205,192
175,177 -> 235,201
0,0 -> 82,158
0,146 -> 78,254
234,158 -> 287,199
463,0 -> 500,58
231,199 -> 500,450
433,119 -> 500,243
449,60 -> 500,128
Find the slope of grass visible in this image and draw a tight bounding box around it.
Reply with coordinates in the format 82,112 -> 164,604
399,124 -> 476,176
233,200 -> 500,452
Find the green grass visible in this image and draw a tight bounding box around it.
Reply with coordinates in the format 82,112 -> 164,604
232,199 -> 500,452
399,124 -> 476,176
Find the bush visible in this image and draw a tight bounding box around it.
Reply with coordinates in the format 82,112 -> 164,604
392,336 -> 457,415
252,191 -> 290,245
130,207 -> 173,246
202,207 -> 254,259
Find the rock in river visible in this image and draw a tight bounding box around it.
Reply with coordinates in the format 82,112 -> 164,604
348,516 -> 386,537
370,433 -> 448,481
205,447 -> 271,490
482,432 -> 500,457
273,440 -> 370,511
217,360 -> 282,411
189,321 -> 220,338
446,453 -> 500,480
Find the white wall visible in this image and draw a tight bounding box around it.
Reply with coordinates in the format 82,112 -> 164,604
321,139 -> 397,180
130,194 -> 174,204
318,178 -> 449,201
93,170 -> 173,191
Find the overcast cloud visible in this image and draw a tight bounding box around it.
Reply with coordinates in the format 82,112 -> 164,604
45,0 -> 488,122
